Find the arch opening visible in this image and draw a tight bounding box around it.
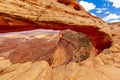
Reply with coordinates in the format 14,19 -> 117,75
0,28 -> 96,65
0,20 -> 112,53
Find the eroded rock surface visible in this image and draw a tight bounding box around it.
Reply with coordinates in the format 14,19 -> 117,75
1,0 -> 120,80
0,57 -> 51,80
0,0 -> 111,51
52,22 -> 120,80
0,29 -> 93,67
0,22 -> 119,80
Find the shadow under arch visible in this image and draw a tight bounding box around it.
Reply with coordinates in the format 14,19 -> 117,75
0,19 -> 112,53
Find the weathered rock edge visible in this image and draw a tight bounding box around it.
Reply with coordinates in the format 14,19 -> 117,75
0,0 -> 112,51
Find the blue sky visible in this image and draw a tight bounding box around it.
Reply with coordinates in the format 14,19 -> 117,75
78,0 -> 120,23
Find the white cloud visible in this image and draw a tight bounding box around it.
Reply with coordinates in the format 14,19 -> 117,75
109,19 -> 120,23
102,8 -> 107,10
91,13 -> 97,16
96,8 -> 107,13
79,1 -> 96,11
103,13 -> 120,22
108,0 -> 120,8
96,8 -> 102,13
105,11 -> 110,14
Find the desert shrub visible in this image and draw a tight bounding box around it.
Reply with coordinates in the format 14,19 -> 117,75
80,52 -> 90,61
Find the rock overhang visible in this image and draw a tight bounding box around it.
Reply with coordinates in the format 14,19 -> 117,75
0,0 -> 112,52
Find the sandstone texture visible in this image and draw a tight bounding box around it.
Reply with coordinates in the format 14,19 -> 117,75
0,0 -> 120,80
0,29 -> 93,67
0,0 -> 111,51
52,22 -> 120,80
0,57 -> 51,80
0,22 -> 120,80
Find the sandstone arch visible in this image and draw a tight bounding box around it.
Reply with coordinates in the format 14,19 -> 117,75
0,0 -> 112,52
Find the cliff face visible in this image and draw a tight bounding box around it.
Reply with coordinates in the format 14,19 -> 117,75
0,0 -> 111,51
0,0 -> 119,80
0,30 -> 93,67
0,22 -> 120,80
51,22 -> 120,80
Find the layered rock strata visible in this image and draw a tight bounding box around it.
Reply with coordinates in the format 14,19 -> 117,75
0,0 -> 111,51
0,30 -> 93,67
0,22 -> 119,80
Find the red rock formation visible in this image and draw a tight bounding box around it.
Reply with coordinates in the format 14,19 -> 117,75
0,30 -> 94,67
0,0 -> 111,52
0,22 -> 120,80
